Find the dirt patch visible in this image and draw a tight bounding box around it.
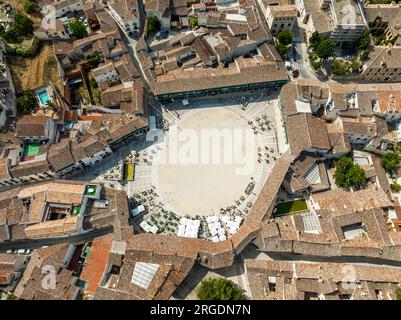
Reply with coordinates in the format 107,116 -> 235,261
4,0 -> 42,25
8,42 -> 63,93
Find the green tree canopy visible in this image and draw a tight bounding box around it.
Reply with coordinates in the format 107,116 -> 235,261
2,28 -> 21,43
23,0 -> 38,14
275,43 -> 287,57
6,293 -> 17,300
17,91 -> 39,116
12,13 -> 34,36
309,31 -> 321,50
331,59 -> 349,76
350,57 -> 361,72
315,38 -> 335,59
189,16 -> 198,29
147,16 -> 161,34
360,50 -> 369,61
277,28 -> 293,46
356,28 -> 371,50
69,19 -> 87,39
381,152 -> 400,172
390,183 -> 401,192
334,156 -> 366,190
397,288 -> 401,300
197,278 -> 246,300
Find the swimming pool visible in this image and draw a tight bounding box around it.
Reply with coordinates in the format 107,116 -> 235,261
37,89 -> 51,105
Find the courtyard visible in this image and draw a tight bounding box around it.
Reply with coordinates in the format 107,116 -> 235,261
155,107 -> 256,217
72,93 -> 288,241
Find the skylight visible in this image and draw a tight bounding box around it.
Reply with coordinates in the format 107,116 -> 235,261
304,163 -> 321,185
302,212 -> 321,233
131,262 -> 159,289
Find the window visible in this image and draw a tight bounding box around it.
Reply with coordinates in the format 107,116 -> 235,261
267,276 -> 276,292
375,289 -> 383,300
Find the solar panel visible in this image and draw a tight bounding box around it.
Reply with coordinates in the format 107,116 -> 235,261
303,163 -> 321,185
131,262 -> 159,289
302,212 -> 321,233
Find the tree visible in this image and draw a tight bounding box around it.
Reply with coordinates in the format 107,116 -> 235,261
356,28 -> 371,50
92,88 -> 102,104
6,293 -> 17,300
197,278 -> 246,300
189,16 -> 198,29
2,28 -> 21,43
331,59 -> 349,76
17,91 -> 39,116
277,28 -> 293,46
23,0 -> 37,14
315,38 -> 335,59
12,13 -> 34,36
87,54 -> 102,65
89,76 -> 97,90
395,141 -> 401,154
275,43 -> 287,57
309,31 -> 321,50
46,100 -> 57,112
350,57 -> 361,72
390,183 -> 401,192
341,41 -> 357,53
334,156 -> 366,190
397,288 -> 401,300
360,50 -> 369,61
69,19 -> 87,39
147,16 -> 161,34
381,152 -> 400,172
311,60 -> 321,70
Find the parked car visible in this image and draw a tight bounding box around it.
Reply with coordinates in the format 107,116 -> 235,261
245,182 -> 255,195
156,30 -> 169,39
131,204 -> 146,217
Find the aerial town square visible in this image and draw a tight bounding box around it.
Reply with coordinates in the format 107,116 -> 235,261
1,0 -> 401,303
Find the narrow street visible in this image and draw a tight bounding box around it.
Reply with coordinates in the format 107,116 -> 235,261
0,227 -> 112,252
292,20 -> 317,80
104,1 -> 152,89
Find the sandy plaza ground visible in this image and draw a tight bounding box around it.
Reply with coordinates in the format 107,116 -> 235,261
156,107 -> 257,217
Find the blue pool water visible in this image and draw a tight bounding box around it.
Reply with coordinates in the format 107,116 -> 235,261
37,89 -> 51,105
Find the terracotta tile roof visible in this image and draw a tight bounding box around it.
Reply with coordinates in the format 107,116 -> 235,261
246,260 -> 401,300
286,113 -> 331,156
9,159 -> 51,178
47,138 -> 75,171
80,234 -> 113,295
0,157 -> 10,180
14,244 -> 82,300
312,187 -> 391,217
15,116 -> 48,137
